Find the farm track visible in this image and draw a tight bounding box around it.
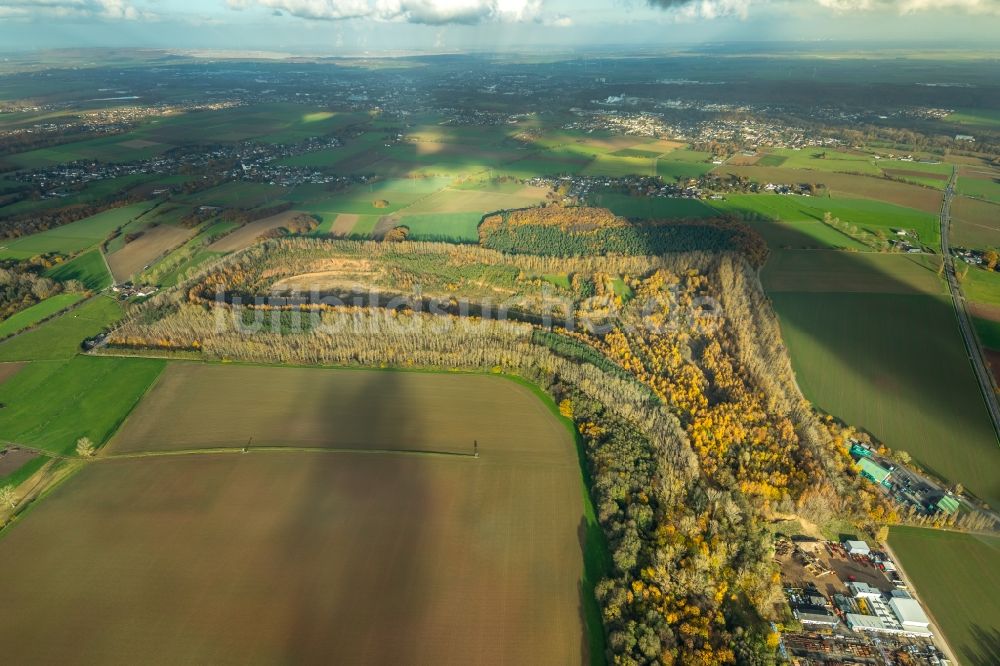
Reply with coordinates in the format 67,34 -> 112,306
942,168 -> 1000,450
3,441 -> 479,462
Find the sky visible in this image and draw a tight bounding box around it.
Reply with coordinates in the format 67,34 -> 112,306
0,0 -> 998,53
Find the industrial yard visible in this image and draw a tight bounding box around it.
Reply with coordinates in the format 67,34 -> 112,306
776,536 -> 951,665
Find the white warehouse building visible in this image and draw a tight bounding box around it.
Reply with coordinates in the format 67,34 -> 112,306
889,590 -> 931,630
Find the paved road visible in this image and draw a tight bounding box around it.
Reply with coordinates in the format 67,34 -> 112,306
940,168 -> 1000,446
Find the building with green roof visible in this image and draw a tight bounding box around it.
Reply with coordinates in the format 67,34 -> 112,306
935,494 -> 960,515
858,457 -> 892,487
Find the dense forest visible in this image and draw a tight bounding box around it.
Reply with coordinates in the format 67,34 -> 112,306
103,233 -> 897,665
0,256 -> 81,321
480,206 -> 768,268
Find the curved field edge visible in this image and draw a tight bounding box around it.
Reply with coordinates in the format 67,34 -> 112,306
0,360 -> 609,665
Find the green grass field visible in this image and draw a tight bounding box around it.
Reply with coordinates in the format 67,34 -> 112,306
0,296 -> 122,362
888,527 -> 1000,666
763,251 -> 945,295
178,181 -> 287,208
581,154 -> 655,177
136,104 -> 361,145
771,291 -> 1000,505
973,316 -> 1000,350
764,148 -> 882,176
43,249 -> 112,290
946,108 -> 1000,129
395,212 -> 482,242
961,267 -> 1000,307
0,355 -> 164,455
0,293 -> 85,340
710,193 -> 941,248
713,166 -> 944,214
0,203 -> 154,259
300,178 -> 453,217
655,159 -> 715,181
747,217 -> 869,250
757,154 -> 787,167
957,176 -> 1000,205
3,134 -> 169,169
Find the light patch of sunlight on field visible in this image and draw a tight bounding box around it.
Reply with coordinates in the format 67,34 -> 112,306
302,111 -> 335,123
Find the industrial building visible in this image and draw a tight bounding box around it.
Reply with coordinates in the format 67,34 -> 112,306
934,494 -> 960,515
844,540 -> 871,556
838,581 -> 934,638
857,457 -> 893,486
793,605 -> 840,628
888,590 -> 931,631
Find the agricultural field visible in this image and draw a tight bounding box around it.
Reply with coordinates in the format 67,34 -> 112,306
43,249 -> 112,290
582,154 -> 656,177
759,148 -> 883,176
0,202 -> 154,259
0,174 -> 155,224
960,267 -> 1000,308
136,105 -> 362,145
107,223 -> 196,282
744,216 -> 868,250
0,355 -> 164,456
0,364 -> 591,664
296,179 -> 550,242
398,185 -> 548,216
771,291 -> 1000,506
177,181 -> 288,209
0,361 -> 24,385
714,166 -> 944,214
0,295 -> 122,362
2,133 -> 170,169
206,210 -> 306,253
972,308 -> 1000,351
888,527 -> 1000,666
384,212 -> 483,242
0,447 -> 47,489
957,167 -> 1000,204
878,158 -> 953,189
299,177 -> 454,217
762,251 -> 945,295
0,292 -> 85,340
107,364 -> 564,457
710,194 -> 941,248
951,196 -> 1000,248
946,108 -> 1000,129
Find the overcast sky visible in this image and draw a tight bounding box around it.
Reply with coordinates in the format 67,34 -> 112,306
0,0 -> 998,53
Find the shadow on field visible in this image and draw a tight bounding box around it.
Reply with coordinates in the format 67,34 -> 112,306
272,369 -> 435,663
649,214 -> 1000,506
964,624 -> 1000,666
